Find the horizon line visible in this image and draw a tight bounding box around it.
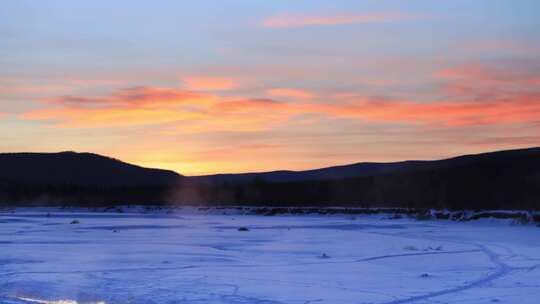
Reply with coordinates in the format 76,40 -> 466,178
2,146 -> 539,177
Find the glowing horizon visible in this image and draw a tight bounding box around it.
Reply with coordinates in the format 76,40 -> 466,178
1,1 -> 539,175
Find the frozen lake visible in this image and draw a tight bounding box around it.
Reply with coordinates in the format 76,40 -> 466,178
1,208 -> 539,304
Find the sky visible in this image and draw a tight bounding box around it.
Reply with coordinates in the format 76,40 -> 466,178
1,0 -> 540,175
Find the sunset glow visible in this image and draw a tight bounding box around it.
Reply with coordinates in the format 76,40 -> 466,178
1,1 -> 539,175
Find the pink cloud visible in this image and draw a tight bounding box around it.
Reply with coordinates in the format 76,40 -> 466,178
306,95 -> 540,127
436,64 -> 540,87
182,76 -> 238,91
50,86 -> 213,108
261,12 -> 410,28
20,63 -> 540,132
21,86 -> 285,131
266,88 -> 314,99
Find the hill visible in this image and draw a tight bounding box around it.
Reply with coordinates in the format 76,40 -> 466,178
191,147 -> 540,184
0,151 -> 180,186
176,147 -> 540,210
190,161 -> 427,184
0,152 -> 181,205
1,147 -> 539,209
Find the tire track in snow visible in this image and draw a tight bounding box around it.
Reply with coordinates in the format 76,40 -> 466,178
1,265 -> 199,276
354,250 -> 481,262
201,250 -> 482,269
378,245 -> 512,304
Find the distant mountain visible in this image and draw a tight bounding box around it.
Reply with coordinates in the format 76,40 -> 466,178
191,147 -> 540,184
177,147 -> 540,210
1,147 -> 539,209
190,161 -> 426,184
0,151 -> 181,187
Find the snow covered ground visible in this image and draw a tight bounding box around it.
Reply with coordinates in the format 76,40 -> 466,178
1,208 -> 539,304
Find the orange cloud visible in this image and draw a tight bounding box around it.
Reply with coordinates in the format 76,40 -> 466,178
436,64 -> 540,87
468,136 -> 540,146
433,63 -> 540,121
21,87 -> 213,128
308,96 -> 540,127
50,86 -> 214,108
20,67 -> 540,133
182,76 -> 237,91
211,98 -> 284,114
266,88 -> 314,99
21,86 -> 286,131
261,12 -> 409,28
21,107 -> 201,128
197,98 -> 290,132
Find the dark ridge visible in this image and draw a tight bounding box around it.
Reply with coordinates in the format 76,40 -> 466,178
188,162 -> 427,184
0,147 -> 539,209
190,147 -> 540,183
0,151 -> 181,187
175,147 -> 540,210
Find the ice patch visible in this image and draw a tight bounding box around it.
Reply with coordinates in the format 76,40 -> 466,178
16,297 -> 105,304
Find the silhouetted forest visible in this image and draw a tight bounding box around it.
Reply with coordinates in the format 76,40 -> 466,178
1,148 -> 539,210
